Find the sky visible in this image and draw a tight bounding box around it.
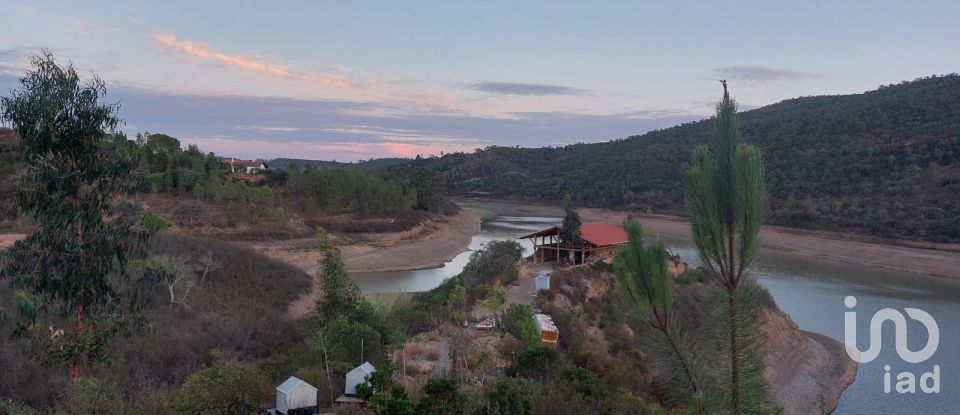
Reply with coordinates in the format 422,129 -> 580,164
1,0 -> 958,161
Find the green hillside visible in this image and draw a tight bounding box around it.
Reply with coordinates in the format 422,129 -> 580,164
408,75 -> 960,242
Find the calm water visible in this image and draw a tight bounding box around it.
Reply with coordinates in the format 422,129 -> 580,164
352,216 -> 960,414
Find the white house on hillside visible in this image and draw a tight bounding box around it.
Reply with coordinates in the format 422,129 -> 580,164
225,158 -> 267,173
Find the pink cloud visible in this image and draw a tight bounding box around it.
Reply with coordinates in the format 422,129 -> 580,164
152,32 -> 355,90
181,137 -> 473,162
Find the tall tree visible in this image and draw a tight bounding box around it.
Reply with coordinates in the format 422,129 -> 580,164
614,219 -> 703,410
559,193 -> 583,249
0,51 -> 151,380
314,228 -> 362,321
682,81 -> 767,413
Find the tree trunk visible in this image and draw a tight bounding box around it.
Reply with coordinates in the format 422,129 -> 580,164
729,286 -> 740,414
70,296 -> 84,381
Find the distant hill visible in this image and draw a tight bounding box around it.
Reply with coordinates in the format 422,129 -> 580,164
409,75 -> 960,242
267,157 -> 409,171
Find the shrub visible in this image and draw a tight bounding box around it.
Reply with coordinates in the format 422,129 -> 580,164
503,304 -> 539,347
482,377 -> 535,415
172,360 -> 264,415
516,346 -> 560,379
414,378 -> 468,415
140,212 -> 169,234
172,200 -> 205,226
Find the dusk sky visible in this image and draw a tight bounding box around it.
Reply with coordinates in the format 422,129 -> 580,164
2,0 -> 958,161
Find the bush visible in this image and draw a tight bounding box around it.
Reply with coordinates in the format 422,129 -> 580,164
503,304 -> 539,347
172,200 -> 205,226
172,360 -> 265,415
516,346 -> 560,379
140,212 -> 169,234
482,377 -> 535,415
414,378 -> 468,415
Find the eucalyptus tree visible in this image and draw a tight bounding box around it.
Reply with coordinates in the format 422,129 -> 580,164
682,81 -> 768,413
0,51 -> 153,380
614,218 -> 704,411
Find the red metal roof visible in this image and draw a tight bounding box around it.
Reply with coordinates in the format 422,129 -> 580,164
580,222 -> 628,246
519,222 -> 627,247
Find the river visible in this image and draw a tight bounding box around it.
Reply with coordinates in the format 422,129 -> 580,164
351,215 -> 959,414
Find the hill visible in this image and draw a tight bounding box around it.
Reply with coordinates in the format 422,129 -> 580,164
407,75 -> 960,242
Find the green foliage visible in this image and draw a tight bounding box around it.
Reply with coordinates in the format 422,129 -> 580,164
480,284 -> 507,312
369,386 -> 415,415
458,240 -> 525,288
315,229 -> 363,322
140,212 -> 169,234
0,399 -> 39,415
0,50 -> 153,379
683,83 -> 771,414
480,377 -> 535,415
560,193 -> 583,248
613,218 -> 703,405
133,132 -> 227,195
614,219 -> 673,320
312,316 -> 385,365
516,346 -> 560,379
172,360 -> 264,415
414,378 -> 467,415
408,74 -> 960,242
683,83 -> 765,289
502,304 -> 539,347
356,361 -> 395,400
288,166 -> 417,215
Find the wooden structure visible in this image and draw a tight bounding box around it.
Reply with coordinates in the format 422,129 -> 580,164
520,222 -> 628,264
533,313 -> 559,348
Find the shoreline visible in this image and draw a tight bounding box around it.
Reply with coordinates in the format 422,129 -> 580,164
458,198 -> 960,280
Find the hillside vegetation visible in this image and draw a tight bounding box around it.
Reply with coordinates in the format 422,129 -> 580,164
408,75 -> 960,242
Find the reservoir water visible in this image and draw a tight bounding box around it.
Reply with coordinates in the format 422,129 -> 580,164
351,215 -> 960,414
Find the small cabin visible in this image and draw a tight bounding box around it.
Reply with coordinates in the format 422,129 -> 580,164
345,362 -> 376,396
273,376 -> 317,415
533,313 -> 559,348
520,222 -> 628,264
534,274 -> 550,295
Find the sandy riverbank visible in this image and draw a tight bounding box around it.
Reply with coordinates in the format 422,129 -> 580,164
459,198 -> 960,279
247,208 -> 481,318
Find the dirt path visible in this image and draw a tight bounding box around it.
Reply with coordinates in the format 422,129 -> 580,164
0,233 -> 25,250
459,199 -> 960,279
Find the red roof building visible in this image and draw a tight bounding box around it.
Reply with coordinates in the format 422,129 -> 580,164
520,222 -> 627,264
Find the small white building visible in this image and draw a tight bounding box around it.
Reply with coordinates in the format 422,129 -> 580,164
345,362 -> 376,396
275,376 -> 317,415
534,274 -> 550,294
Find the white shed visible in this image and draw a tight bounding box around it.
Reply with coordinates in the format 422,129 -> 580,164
276,376 -> 317,415
345,362 -> 376,396
534,274 -> 550,294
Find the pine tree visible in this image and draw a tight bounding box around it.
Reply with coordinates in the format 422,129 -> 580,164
560,193 -> 583,249
682,81 -> 768,413
0,51 -> 152,380
614,219 -> 704,411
